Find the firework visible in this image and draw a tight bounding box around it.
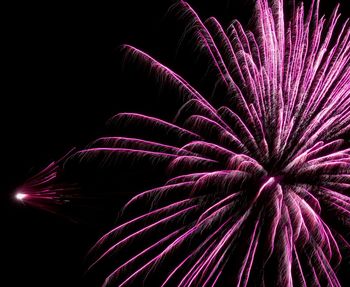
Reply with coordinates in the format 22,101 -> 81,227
17,0 -> 349,286
14,150 -> 79,214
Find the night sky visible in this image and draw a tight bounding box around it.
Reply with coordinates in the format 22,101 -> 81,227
3,1 -> 350,286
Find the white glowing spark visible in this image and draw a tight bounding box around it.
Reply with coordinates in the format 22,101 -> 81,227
15,192 -> 27,201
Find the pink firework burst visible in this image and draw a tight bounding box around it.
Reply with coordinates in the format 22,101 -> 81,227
17,0 -> 349,286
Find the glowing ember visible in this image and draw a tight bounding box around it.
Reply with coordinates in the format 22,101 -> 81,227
15,192 -> 27,201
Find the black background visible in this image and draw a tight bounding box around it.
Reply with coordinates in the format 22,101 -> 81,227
3,0 -> 350,286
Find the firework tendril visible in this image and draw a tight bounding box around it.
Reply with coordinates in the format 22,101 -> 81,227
18,0 -> 350,286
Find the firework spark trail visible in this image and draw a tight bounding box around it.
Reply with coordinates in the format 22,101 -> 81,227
17,0 -> 350,286
14,149 -> 79,213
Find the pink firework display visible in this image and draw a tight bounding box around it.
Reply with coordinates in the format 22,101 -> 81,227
17,0 -> 349,286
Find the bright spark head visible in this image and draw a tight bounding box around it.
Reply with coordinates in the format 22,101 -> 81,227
15,192 -> 28,201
